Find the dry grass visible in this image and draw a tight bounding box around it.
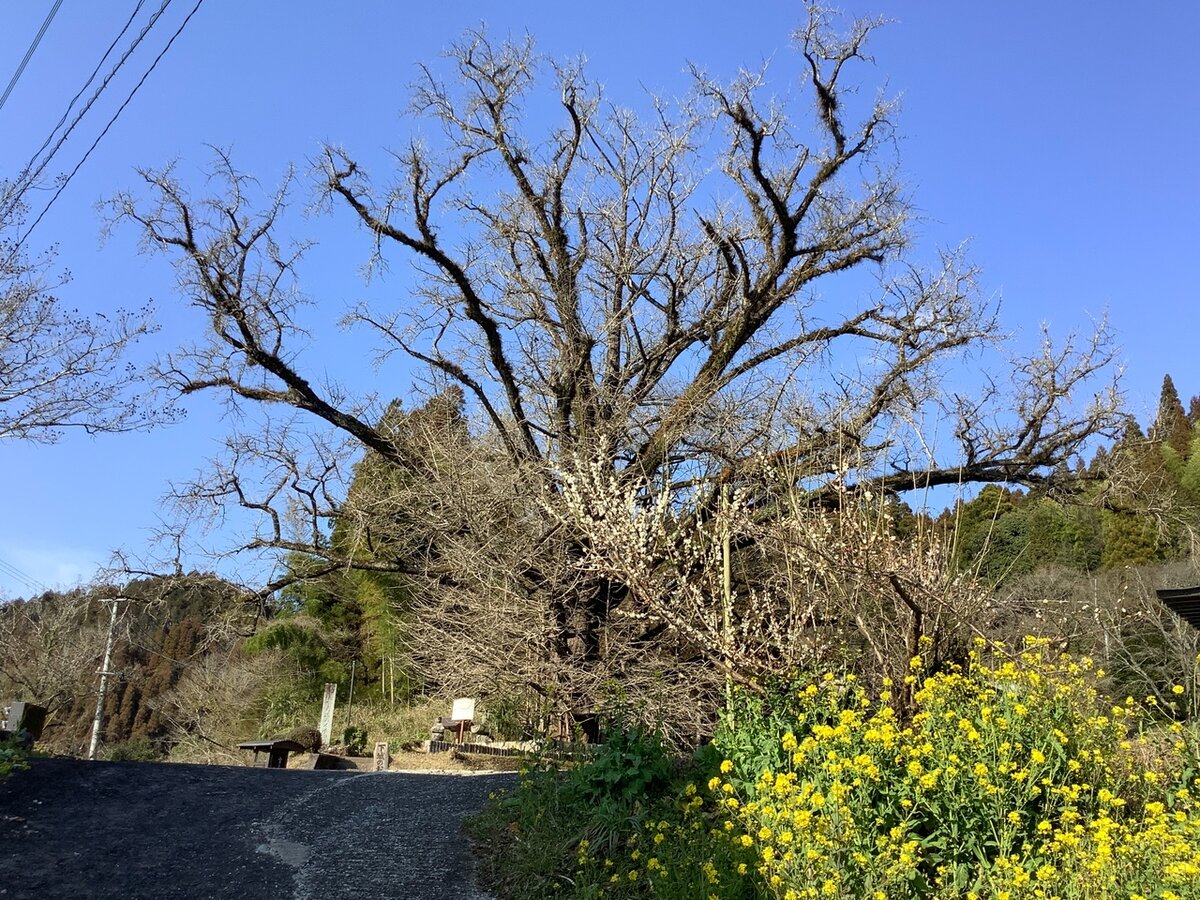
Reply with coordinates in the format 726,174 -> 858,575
346,696 -> 448,748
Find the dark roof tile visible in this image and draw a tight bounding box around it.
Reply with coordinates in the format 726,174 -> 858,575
1155,587 -> 1200,632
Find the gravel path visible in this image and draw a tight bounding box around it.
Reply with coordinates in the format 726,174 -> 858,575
0,758 -> 515,899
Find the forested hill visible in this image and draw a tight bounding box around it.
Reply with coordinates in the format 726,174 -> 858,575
0,574 -> 254,757
938,374 -> 1200,584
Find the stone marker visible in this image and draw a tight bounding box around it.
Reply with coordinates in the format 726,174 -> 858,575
319,683 -> 337,746
373,741 -> 390,772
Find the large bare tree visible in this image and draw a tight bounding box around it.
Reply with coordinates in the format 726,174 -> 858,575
107,9 -> 1122,716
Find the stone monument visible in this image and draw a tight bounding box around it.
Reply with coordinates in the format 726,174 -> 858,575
318,683 -> 337,747
373,741 -> 390,771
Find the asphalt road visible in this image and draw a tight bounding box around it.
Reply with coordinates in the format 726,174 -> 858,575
0,758 -> 515,899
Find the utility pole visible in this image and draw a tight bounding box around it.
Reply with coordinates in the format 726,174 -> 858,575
722,484 -> 734,723
88,597 -> 128,761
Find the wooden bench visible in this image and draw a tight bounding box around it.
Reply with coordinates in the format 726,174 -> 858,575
237,738 -> 305,769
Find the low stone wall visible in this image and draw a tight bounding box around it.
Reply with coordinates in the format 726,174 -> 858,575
426,740 -> 524,757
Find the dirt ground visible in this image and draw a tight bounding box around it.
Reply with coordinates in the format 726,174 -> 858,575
283,748 -> 527,774
388,749 -> 526,774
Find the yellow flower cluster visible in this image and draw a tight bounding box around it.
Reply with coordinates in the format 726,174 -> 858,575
711,638 -> 1200,899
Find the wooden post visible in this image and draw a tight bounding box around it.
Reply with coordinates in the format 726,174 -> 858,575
345,660 -> 356,731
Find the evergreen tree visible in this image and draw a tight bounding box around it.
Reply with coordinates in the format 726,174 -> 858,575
947,485 -> 1022,577
270,389 -> 470,699
1152,374 -> 1191,457
1099,508 -> 1163,568
1180,430 -> 1200,503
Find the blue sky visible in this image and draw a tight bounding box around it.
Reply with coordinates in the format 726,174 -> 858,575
1,1 -> 1197,598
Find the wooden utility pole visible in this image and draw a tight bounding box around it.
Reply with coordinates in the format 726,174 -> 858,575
87,597 -> 128,761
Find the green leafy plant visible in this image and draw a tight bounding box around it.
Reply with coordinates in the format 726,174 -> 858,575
485,692 -> 540,741
714,684 -> 812,793
342,725 -> 368,755
0,733 -> 29,779
575,725 -> 674,806
471,741 -> 761,900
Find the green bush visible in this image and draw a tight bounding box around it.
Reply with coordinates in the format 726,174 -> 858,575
105,735 -> 161,762
0,733 -> 28,779
342,725 -> 368,755
576,725 -> 674,805
470,727 -> 761,899
485,693 -> 541,741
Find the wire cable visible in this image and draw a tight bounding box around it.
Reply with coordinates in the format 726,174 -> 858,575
0,555 -> 45,594
1,0 -> 171,225
10,2 -> 149,202
17,0 -> 205,250
0,0 -> 64,114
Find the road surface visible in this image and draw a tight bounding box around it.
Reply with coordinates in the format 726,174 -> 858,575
0,758 -> 514,899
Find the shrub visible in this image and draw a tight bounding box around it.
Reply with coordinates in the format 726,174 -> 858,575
0,733 -> 28,779
342,725 -> 368,755
471,727 -> 762,899
483,692 -> 539,741
576,725 -> 674,806
284,725 -> 322,752
711,638 -> 1200,899
105,736 -> 161,762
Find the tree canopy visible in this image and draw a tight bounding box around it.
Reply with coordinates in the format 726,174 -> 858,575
107,9 -> 1123,717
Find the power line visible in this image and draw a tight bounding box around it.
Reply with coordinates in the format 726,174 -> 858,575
0,557 -> 38,586
0,555 -> 45,594
18,0 -> 206,249
0,0 -> 64,114
2,0 -> 171,225
9,1 -> 150,206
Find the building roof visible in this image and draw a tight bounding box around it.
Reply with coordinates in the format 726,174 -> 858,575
1155,587 -> 1200,632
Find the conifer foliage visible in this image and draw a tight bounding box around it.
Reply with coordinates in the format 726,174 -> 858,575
945,373 -> 1200,581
